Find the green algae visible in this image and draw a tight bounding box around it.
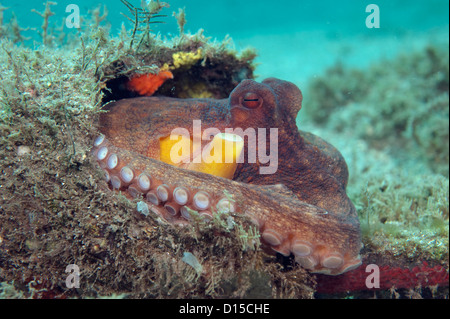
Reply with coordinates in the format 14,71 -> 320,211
304,45 -> 449,176
302,42 -> 449,298
355,172 -> 449,262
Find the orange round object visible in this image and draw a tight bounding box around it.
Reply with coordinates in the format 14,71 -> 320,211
127,70 -> 173,96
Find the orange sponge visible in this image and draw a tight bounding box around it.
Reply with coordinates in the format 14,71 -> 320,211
127,70 -> 173,96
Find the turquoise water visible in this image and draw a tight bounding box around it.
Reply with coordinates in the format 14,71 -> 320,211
2,0 -> 449,84
3,0 -> 449,37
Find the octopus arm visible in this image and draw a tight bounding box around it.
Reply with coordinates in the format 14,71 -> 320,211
93,137 -> 362,275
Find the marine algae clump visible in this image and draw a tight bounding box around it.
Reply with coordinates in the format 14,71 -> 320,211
304,45 -> 449,176
171,48 -> 203,69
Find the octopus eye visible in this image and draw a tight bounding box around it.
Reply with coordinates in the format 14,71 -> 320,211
242,92 -> 262,109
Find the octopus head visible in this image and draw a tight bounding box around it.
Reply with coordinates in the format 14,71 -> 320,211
229,78 -> 303,127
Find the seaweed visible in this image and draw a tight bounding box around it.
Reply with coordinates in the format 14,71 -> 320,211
0,3 -> 7,27
31,1 -> 57,45
173,7 -> 186,36
0,4 -> 30,44
304,44 -> 449,176
120,0 -> 169,51
356,172 -> 449,262
90,4 -> 109,29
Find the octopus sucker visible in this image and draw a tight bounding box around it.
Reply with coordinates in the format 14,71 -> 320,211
146,190 -> 161,206
192,191 -> 211,211
119,166 -> 135,184
291,239 -> 313,257
321,253 -> 344,269
164,201 -> 181,217
94,77 -> 362,275
156,184 -> 173,202
173,186 -> 191,205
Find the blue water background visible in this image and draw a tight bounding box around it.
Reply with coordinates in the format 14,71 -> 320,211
3,1 -> 449,36
2,0 -> 449,84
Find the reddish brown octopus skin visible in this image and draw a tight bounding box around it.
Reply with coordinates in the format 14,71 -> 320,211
94,78 -> 362,275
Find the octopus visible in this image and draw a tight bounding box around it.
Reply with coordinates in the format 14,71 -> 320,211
93,77 -> 362,275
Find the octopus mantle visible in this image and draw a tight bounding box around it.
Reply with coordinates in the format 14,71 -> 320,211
93,78 -> 362,275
